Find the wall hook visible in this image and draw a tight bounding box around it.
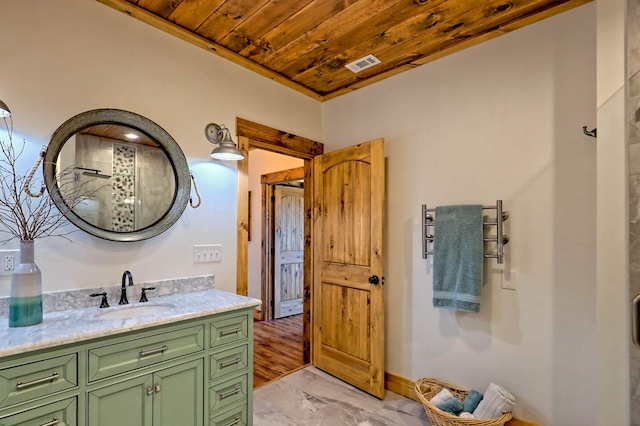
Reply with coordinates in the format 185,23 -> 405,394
583,126 -> 597,138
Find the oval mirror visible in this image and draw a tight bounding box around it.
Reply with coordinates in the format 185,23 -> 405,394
44,109 -> 191,242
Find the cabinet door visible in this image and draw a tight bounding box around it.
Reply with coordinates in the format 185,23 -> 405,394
88,375 -> 153,426
153,359 -> 203,426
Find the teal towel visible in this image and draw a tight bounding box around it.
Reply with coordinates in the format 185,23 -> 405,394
436,397 -> 463,414
462,389 -> 484,413
433,204 -> 484,313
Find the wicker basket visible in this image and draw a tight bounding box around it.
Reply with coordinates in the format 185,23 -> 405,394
414,378 -> 513,426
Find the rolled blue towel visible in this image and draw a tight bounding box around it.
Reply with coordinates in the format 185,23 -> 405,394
436,397 -> 463,415
462,389 -> 483,413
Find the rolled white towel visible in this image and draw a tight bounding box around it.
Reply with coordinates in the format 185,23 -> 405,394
459,412 -> 475,418
472,383 -> 515,419
429,388 -> 455,406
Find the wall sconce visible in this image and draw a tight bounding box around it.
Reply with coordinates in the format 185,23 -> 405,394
0,99 -> 11,118
205,123 -> 244,161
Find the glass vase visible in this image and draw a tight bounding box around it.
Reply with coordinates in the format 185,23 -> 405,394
8,240 -> 43,327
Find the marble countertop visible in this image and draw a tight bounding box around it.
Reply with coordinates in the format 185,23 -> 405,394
0,289 -> 261,358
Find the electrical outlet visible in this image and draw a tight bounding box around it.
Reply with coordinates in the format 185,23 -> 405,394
0,249 -> 19,276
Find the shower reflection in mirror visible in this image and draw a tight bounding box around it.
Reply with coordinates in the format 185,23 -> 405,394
56,125 -> 175,232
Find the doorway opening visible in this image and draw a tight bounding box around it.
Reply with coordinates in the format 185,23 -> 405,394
236,118 -> 324,366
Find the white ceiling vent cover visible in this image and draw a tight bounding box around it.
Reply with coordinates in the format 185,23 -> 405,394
345,54 -> 381,73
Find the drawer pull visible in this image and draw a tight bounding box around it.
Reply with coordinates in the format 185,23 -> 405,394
224,418 -> 241,426
219,327 -> 241,337
40,418 -> 59,426
220,357 -> 242,368
139,345 -> 168,357
16,372 -> 59,390
219,387 -> 241,400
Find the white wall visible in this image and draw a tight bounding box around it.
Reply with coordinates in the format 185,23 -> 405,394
0,0 -> 321,295
596,0 -> 629,424
247,150 -> 303,301
322,4 -> 596,425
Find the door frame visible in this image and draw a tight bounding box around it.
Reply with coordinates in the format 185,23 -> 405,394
236,117 -> 323,363
260,167 -> 305,321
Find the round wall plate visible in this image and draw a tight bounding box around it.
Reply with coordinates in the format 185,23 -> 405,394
205,123 -> 223,144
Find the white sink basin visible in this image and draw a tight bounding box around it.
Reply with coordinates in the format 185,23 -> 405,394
95,304 -> 174,319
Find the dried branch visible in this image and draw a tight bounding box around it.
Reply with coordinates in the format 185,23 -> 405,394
0,117 -> 99,243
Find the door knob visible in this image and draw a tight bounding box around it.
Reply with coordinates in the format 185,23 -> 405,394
368,275 -> 379,285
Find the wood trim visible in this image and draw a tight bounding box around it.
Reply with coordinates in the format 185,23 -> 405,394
236,117 -> 322,363
236,118 -> 324,159
94,0 -> 323,101
260,167 -> 305,322
236,136 -> 250,297
302,161 -> 313,364
384,372 -> 539,426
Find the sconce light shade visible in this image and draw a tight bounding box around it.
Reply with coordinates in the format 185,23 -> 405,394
0,100 -> 11,118
205,123 -> 244,161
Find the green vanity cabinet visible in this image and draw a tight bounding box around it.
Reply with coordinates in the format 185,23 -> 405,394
87,359 -> 203,426
0,397 -> 77,426
0,306 -> 255,426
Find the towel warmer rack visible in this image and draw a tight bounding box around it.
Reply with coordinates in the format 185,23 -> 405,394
422,200 -> 510,264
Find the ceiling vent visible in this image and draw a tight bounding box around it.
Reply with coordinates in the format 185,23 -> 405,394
345,54 -> 381,73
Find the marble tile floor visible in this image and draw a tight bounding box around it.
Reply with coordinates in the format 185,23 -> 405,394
253,366 -> 431,425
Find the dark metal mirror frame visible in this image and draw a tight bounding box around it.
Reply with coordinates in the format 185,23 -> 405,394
44,109 -> 191,242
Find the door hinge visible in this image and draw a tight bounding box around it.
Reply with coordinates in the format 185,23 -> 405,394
271,196 -> 275,203
270,300 -> 274,308
270,247 -> 275,255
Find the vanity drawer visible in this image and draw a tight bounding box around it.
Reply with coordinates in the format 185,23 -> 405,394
209,314 -> 248,349
88,325 -> 204,382
209,345 -> 248,382
209,401 -> 247,426
0,396 -> 77,426
209,373 -> 248,415
0,354 -> 77,409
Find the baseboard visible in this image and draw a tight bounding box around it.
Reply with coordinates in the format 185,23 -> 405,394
384,372 -> 537,426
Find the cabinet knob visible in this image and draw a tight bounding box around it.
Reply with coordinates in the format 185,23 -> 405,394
147,387 -> 154,396
155,384 -> 162,393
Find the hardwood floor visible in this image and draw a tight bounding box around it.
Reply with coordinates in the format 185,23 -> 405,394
253,314 -> 307,388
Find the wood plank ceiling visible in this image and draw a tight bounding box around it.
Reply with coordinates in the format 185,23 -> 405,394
97,0 -> 592,101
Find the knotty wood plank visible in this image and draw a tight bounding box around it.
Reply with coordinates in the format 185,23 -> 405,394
253,315 -> 307,388
166,0 -> 225,31
277,0 -> 442,78
136,0 -> 182,19
262,0 -> 406,71
303,161 -> 313,363
236,117 -> 323,159
238,0 -> 360,61
196,0 -> 270,42
237,136 -> 249,297
218,0 -> 315,54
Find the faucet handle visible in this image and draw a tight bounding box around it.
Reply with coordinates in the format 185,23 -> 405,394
139,287 -> 156,303
90,292 -> 109,308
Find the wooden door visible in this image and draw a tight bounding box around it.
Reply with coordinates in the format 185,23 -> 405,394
273,184 -> 304,319
312,138 -> 385,398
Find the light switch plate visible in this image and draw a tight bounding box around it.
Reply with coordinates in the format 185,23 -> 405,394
193,244 -> 222,263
